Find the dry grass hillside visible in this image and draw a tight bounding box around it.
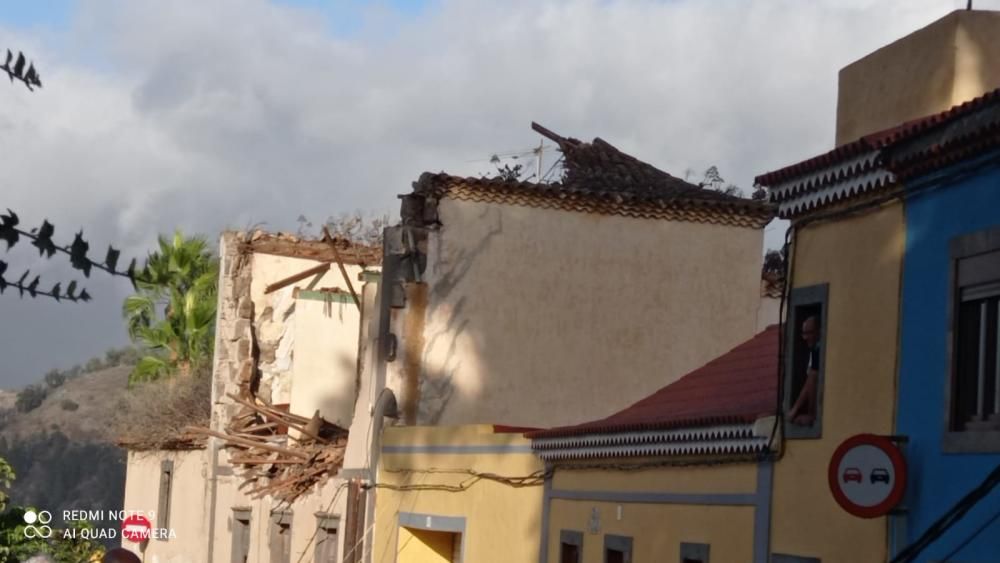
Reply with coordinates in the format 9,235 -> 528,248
0,365 -> 132,443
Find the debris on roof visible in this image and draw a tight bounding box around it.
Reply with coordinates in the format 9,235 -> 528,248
242,230 -> 382,267
412,124 -> 774,229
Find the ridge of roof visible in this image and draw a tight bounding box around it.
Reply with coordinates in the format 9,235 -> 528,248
413,124 -> 774,227
526,325 -> 779,440
755,86 -> 1000,187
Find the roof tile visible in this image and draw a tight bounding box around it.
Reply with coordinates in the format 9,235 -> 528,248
527,325 -> 779,439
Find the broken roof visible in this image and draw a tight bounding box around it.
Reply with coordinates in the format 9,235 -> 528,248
412,123 -> 774,229
528,325 -> 778,441
240,230 -> 382,267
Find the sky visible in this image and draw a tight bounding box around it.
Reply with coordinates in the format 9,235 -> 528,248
0,0 -> 996,388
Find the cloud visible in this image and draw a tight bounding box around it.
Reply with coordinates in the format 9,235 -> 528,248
0,0 -> 987,384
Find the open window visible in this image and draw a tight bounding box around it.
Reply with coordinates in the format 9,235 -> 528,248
559,530 -> 583,563
784,284 -> 828,439
946,227 -> 1000,452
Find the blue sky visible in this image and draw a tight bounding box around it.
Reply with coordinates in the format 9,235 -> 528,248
1,1 -> 75,30
2,0 -> 431,36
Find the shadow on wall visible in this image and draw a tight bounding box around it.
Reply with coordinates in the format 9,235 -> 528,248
316,351 -> 360,425
418,205 -> 504,425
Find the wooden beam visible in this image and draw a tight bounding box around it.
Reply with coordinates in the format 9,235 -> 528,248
322,227 -> 362,310
264,262 -> 331,294
531,121 -> 565,144
184,427 -> 312,460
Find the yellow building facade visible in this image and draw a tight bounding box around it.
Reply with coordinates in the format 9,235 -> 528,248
768,203 -> 905,561
374,425 -> 545,563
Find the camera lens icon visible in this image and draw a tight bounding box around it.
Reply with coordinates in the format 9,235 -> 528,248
23,510 -> 52,538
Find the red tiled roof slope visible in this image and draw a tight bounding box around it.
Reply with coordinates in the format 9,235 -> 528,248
527,325 -> 779,439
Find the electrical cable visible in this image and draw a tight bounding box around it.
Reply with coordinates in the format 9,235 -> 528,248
937,504 -> 1000,561
891,462 -> 1000,562
293,481 -> 349,563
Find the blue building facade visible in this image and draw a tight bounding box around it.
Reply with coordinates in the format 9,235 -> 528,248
897,143 -> 1000,561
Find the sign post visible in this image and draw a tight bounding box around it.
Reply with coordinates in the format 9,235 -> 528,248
121,514 -> 152,543
828,433 -> 907,518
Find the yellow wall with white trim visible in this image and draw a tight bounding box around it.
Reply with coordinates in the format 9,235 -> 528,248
374,425 -> 544,563
547,460 -> 760,563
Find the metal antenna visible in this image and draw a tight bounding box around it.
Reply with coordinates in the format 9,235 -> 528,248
534,140 -> 543,182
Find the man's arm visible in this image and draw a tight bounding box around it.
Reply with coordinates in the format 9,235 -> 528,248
788,368 -> 818,424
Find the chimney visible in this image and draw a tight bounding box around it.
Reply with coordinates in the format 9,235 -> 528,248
835,10 -> 1000,146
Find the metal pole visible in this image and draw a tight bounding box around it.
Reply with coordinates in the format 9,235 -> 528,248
536,140 -> 543,182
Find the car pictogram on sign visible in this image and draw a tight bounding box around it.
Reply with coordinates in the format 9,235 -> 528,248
828,434 -> 907,519
842,467 -> 863,483
870,468 -> 891,484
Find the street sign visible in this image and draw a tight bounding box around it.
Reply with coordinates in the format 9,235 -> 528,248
828,434 -> 907,518
121,514 -> 151,542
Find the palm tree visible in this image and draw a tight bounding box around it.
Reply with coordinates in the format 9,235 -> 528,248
123,231 -> 218,385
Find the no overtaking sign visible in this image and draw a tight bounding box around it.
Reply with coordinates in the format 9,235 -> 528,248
828,433 -> 907,518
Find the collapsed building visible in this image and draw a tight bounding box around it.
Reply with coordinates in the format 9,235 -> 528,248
120,123 -> 777,563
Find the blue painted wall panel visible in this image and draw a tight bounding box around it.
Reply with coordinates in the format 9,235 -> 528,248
899,161 -> 1000,562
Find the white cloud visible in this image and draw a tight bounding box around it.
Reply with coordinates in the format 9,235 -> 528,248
0,0 -> 990,384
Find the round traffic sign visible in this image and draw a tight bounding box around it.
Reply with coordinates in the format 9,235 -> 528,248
121,514 -> 151,542
828,434 -> 906,518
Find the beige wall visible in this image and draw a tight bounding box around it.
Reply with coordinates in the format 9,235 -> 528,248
757,295 -> 781,331
770,202 -> 904,560
290,293 -> 363,428
121,449 -> 210,563
396,198 -> 765,428
374,425 -> 544,563
837,9 -> 1000,145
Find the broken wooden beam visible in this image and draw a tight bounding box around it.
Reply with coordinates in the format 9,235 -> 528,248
264,262 -> 331,295
321,226 -> 361,309
185,427 -> 312,460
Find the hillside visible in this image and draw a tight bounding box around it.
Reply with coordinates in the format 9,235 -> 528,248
0,365 -> 132,443
0,364 -> 134,541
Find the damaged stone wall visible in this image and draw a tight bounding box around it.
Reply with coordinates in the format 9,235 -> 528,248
211,231 -> 255,432
249,282 -> 296,407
